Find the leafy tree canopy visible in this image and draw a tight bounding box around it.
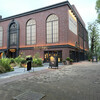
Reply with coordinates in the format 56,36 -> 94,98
96,0 -> 100,23
88,22 -> 100,57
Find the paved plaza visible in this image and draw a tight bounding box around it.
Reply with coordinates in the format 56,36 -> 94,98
0,63 -> 49,79
0,61 -> 100,100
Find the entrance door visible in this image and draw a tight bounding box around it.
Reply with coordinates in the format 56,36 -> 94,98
70,50 -> 79,62
9,51 -> 16,58
44,51 -> 62,63
7,49 -> 16,58
44,51 -> 49,62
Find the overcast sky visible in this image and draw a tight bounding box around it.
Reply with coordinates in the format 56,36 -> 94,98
0,0 -> 97,28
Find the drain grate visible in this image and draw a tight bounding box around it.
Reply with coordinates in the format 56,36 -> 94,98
13,91 -> 45,100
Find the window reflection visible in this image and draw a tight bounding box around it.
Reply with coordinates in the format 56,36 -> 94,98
26,19 -> 36,45
47,14 -> 59,43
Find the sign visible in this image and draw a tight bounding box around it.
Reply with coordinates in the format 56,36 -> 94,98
10,49 -> 16,52
50,56 -> 55,62
69,10 -> 77,35
49,56 -> 58,68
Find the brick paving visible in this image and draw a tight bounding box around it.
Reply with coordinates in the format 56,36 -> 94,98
0,61 -> 100,100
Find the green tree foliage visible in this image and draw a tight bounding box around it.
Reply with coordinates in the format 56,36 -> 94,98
88,22 -> 100,58
96,0 -> 100,23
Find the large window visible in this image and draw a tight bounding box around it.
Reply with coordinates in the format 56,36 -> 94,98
69,10 -> 77,35
0,27 -> 3,47
44,51 -> 62,62
47,14 -> 58,43
26,19 -> 36,45
9,23 -> 17,46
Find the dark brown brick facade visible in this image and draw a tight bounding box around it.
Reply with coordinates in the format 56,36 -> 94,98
0,1 -> 89,62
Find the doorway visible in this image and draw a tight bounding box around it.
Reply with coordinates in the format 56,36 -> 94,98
7,49 -> 16,58
70,50 -> 79,62
44,51 -> 62,62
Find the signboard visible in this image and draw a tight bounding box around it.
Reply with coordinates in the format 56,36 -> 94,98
10,49 -> 16,52
50,56 -> 55,62
49,56 -> 58,68
69,10 -> 77,35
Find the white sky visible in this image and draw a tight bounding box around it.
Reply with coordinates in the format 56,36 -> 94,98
0,0 -> 97,28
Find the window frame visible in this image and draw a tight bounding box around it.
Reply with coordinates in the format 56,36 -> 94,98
46,14 -> 59,44
9,22 -> 17,46
26,19 -> 36,45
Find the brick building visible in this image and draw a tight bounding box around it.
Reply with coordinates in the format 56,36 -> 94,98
0,1 -> 89,62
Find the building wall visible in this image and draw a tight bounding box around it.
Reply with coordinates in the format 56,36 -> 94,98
0,4 -> 88,51
67,7 -> 78,47
0,20 -> 11,49
0,1 -> 89,61
19,47 -> 70,61
79,36 -> 83,49
0,5 -> 69,48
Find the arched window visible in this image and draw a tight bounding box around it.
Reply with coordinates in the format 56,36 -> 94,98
26,19 -> 36,45
0,27 -> 3,47
9,22 -> 17,46
46,14 -> 58,43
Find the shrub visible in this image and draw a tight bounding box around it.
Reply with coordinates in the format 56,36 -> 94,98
0,58 -> 12,72
66,57 -> 70,61
15,56 -> 24,65
0,65 -> 6,73
36,58 -> 42,66
20,59 -> 27,68
21,59 -> 27,64
70,59 -> 73,62
62,59 -> 66,62
62,59 -> 66,65
10,63 -> 16,67
32,53 -> 42,67
34,52 -> 40,59
32,58 -> 42,67
9,58 -> 15,64
20,52 -> 26,58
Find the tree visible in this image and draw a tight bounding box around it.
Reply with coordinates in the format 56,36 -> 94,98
96,0 -> 100,23
88,22 -> 100,59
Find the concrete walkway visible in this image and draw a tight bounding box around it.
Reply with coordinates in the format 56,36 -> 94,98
0,63 -> 63,79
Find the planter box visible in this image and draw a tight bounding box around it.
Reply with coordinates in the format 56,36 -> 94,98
70,62 -> 73,65
63,61 -> 67,65
66,61 -> 70,65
